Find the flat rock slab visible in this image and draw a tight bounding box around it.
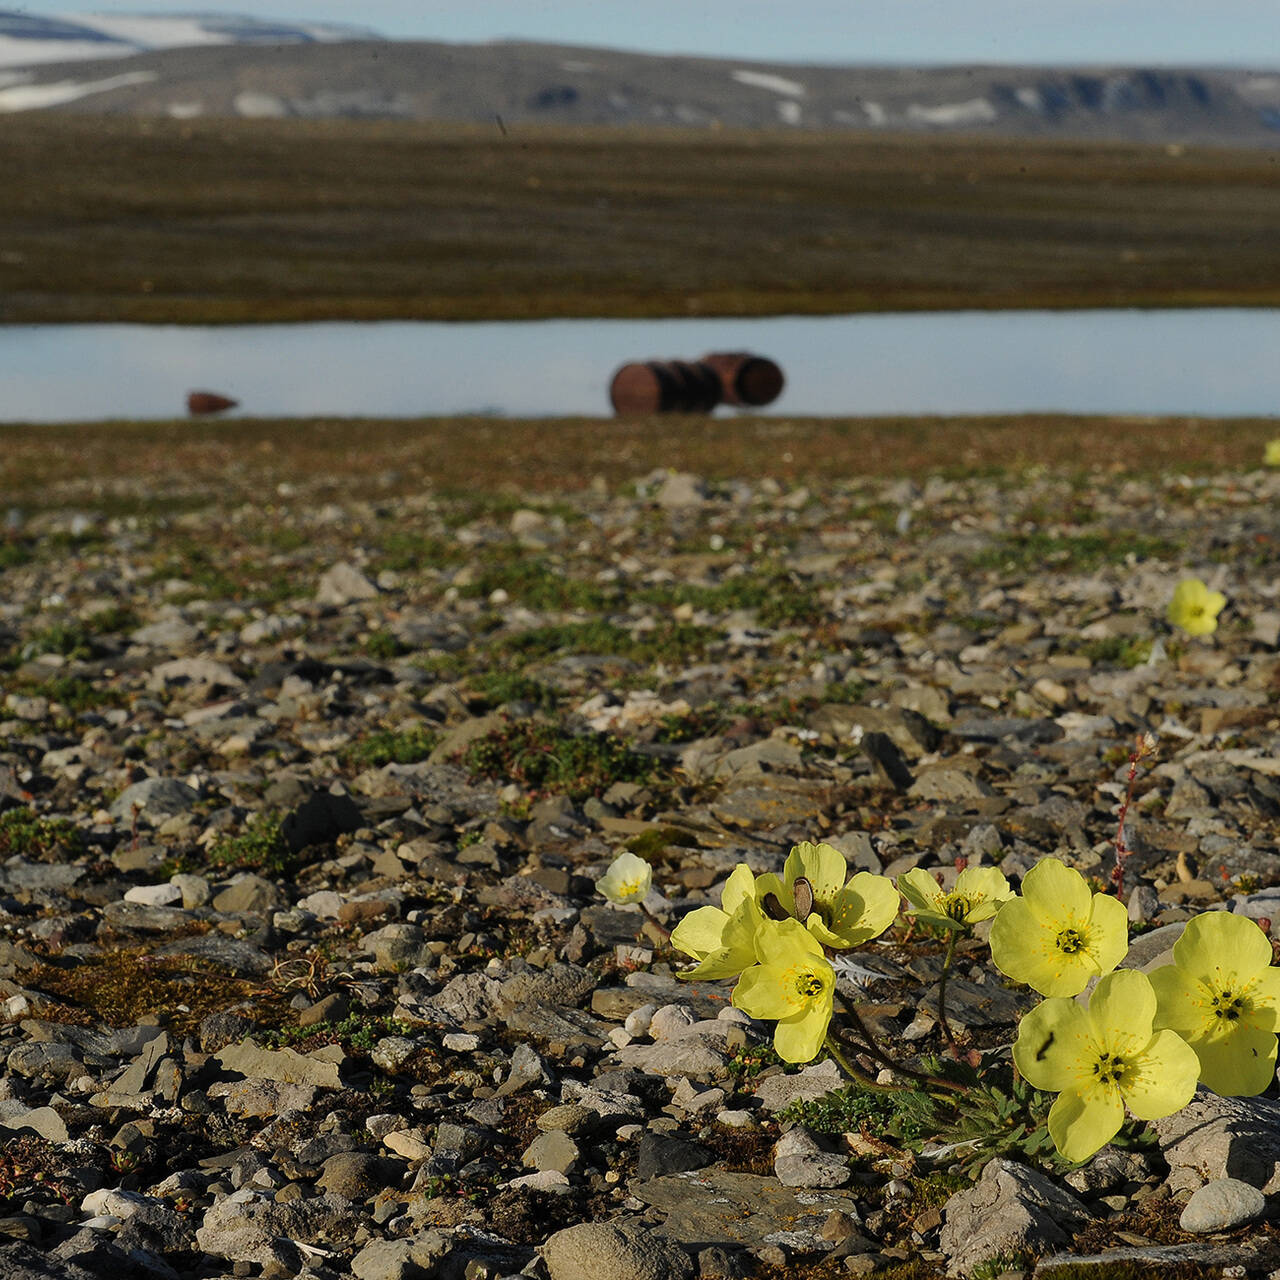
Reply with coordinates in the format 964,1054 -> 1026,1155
631,1167 -> 859,1251
1033,1237 -> 1280,1276
1156,1092 -> 1280,1194
215,1039 -> 343,1090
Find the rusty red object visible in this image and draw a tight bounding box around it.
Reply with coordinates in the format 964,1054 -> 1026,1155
699,351 -> 785,407
186,390 -> 238,416
609,360 -> 722,415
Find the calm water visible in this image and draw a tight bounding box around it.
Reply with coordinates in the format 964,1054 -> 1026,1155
4,309 -> 1280,422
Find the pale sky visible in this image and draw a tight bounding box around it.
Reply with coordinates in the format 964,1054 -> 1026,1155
10,1 -> 1280,67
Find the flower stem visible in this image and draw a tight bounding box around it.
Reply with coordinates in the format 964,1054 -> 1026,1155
640,904 -> 670,941
823,1033 -> 889,1090
1111,731 -> 1157,899
936,930 -> 962,1059
832,991 -> 968,1095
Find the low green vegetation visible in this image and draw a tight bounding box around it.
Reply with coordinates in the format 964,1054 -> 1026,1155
341,726 -> 440,769
206,814 -> 293,874
459,718 -> 662,800
458,556 -> 617,613
489,619 -> 718,666
0,808 -> 83,859
969,531 -> 1183,575
257,1013 -> 414,1055
639,568 -> 825,628
466,671 -> 561,712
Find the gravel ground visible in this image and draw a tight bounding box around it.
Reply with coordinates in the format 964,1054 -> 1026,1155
2,449 -> 1280,1279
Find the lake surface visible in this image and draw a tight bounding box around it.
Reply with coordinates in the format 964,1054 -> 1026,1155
4,309 -> 1280,422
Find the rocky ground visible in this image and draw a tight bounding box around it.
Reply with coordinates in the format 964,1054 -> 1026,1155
2,451 -> 1280,1280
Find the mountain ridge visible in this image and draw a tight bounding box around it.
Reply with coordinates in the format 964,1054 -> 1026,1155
0,13 -> 1277,145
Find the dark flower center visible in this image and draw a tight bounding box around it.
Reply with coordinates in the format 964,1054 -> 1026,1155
796,972 -> 825,999
1092,1051 -> 1127,1086
1056,928 -> 1086,955
1211,989 -> 1244,1021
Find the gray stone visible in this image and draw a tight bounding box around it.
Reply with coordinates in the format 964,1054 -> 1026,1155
215,1039 -> 343,1089
416,971 -> 503,1025
908,767 -> 995,802
1179,1177 -> 1266,1233
634,1134 -> 713,1181
317,1152 -> 399,1201
211,872 -> 281,915
773,1126 -> 851,1188
6,1043 -> 82,1081
1032,1238 -> 1280,1276
208,1078 -> 319,1118
147,656 -> 243,692
938,1157 -> 1092,1277
108,777 -> 199,823
496,962 -> 595,1014
1156,1092 -> 1280,1194
1118,921 -> 1186,971
317,561 -> 380,605
496,1042 -> 555,1096
610,1036 -> 732,1080
130,619 -> 199,649
369,1035 -> 417,1073
753,1058 -> 844,1113
365,922 -> 426,972
542,1222 -> 694,1280
152,932 -> 273,974
631,1168 -> 861,1251
522,1130 -> 580,1175
0,1104 -> 67,1142
653,473 -> 707,510
194,1188 -> 352,1265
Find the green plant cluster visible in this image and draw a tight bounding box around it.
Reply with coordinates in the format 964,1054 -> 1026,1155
206,814 -> 293,874
459,718 -> 661,801
341,726 -> 440,768
0,808 -> 83,859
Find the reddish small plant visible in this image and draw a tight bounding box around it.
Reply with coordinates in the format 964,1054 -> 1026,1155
1111,732 -> 1157,899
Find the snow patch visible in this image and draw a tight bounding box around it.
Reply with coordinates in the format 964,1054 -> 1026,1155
0,36 -> 134,68
731,69 -> 805,97
234,90 -> 288,118
1014,86 -> 1042,112
0,68 -> 156,112
777,99 -> 801,125
906,97 -> 997,126
0,13 -> 380,68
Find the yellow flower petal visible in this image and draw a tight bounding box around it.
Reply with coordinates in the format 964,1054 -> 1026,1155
784,841 -> 848,903
1121,1030 -> 1201,1121
1190,1023 -> 1278,1096
1048,1083 -> 1125,1163
1013,996 -> 1096,1093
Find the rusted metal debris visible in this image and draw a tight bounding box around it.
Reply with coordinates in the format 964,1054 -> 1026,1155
609,353 -> 784,415
186,391 -> 238,416
699,351 -> 785,408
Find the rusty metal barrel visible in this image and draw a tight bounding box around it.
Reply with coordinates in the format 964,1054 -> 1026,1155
186,390 -> 238,416
699,351 -> 785,407
609,360 -> 723,415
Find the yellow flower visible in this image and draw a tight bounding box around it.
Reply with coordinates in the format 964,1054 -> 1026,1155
595,851 -> 652,906
1014,969 -> 1200,1162
898,865 -> 1013,932
732,917 -> 835,1063
989,857 -> 1128,997
753,840 -> 899,950
670,863 -> 763,981
1265,438 -> 1280,467
1149,911 -> 1280,1096
1166,578 -> 1226,637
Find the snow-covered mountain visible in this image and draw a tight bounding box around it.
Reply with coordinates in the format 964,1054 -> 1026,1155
0,10 -> 380,68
